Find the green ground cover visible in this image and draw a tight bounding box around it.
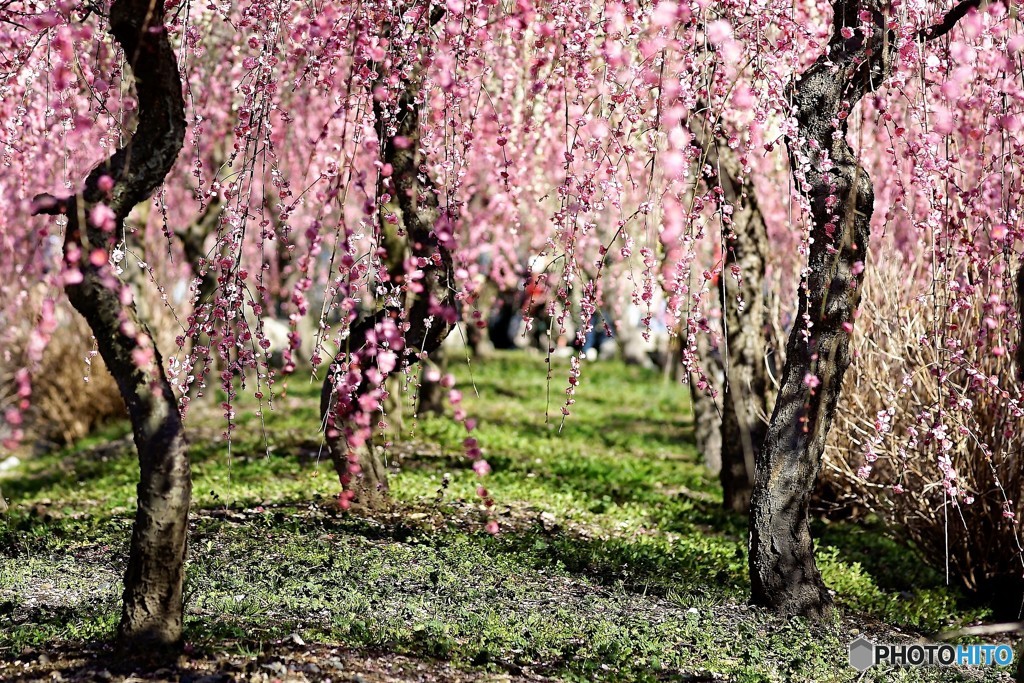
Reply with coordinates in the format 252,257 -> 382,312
0,352 -> 1009,681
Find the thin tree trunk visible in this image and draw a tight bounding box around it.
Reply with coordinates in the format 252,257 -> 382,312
719,203 -> 771,514
690,120 -> 773,514
320,32 -> 455,507
34,0 -> 189,647
418,348 -> 447,417
0,487 -> 7,515
688,333 -> 723,476
747,0 -> 975,618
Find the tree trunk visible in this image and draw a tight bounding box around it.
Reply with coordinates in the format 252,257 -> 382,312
0,487 -> 7,515
34,0 -> 189,648
747,0 -> 977,619
688,333 -> 723,475
418,348 -> 447,417
320,42 -> 455,507
690,120 -> 773,514
748,1 -> 881,619
69,281 -> 191,647
327,435 -> 390,509
719,204 -> 772,513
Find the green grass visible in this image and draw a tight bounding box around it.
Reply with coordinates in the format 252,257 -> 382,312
0,352 -> 1007,681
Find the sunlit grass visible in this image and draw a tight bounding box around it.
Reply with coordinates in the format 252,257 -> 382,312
0,351 -> 1001,682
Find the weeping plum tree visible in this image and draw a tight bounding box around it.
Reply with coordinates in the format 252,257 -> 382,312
4,0 -> 1023,636
319,9 -> 456,508
29,0 -> 191,646
749,0 -> 990,617
318,81 -> 457,508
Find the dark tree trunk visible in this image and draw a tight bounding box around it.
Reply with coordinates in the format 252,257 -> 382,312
690,120 -> 773,514
320,53 -> 456,507
34,0 -> 189,648
749,0 -> 881,619
68,270 -> 191,647
748,0 -> 975,618
418,348 -> 447,417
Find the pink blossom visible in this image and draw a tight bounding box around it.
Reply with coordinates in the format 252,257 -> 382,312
377,350 -> 397,374
706,20 -> 732,45
89,204 -> 116,231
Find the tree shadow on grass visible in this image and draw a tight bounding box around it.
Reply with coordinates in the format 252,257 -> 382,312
0,426 -> 330,516
211,498 -> 751,604
1,495 -> 978,683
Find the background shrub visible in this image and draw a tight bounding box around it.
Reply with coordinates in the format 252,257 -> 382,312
821,256 -> 1024,600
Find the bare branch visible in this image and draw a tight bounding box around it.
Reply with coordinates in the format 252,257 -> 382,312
937,621 -> 1024,639
918,0 -> 984,42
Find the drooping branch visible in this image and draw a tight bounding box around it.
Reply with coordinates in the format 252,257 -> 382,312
378,85 -> 456,356
36,2 -> 185,221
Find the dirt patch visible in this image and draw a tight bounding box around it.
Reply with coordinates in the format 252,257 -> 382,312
0,642 -> 556,683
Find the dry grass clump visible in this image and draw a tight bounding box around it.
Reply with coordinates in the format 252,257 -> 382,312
821,256 -> 1024,595
1,305 -> 125,447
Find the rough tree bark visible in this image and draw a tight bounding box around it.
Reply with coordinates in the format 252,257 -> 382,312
691,120 -> 773,514
320,68 -> 455,508
748,0 -> 978,618
33,0 -> 189,647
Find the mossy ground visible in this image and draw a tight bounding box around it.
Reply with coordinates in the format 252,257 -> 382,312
0,352 -> 1013,681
